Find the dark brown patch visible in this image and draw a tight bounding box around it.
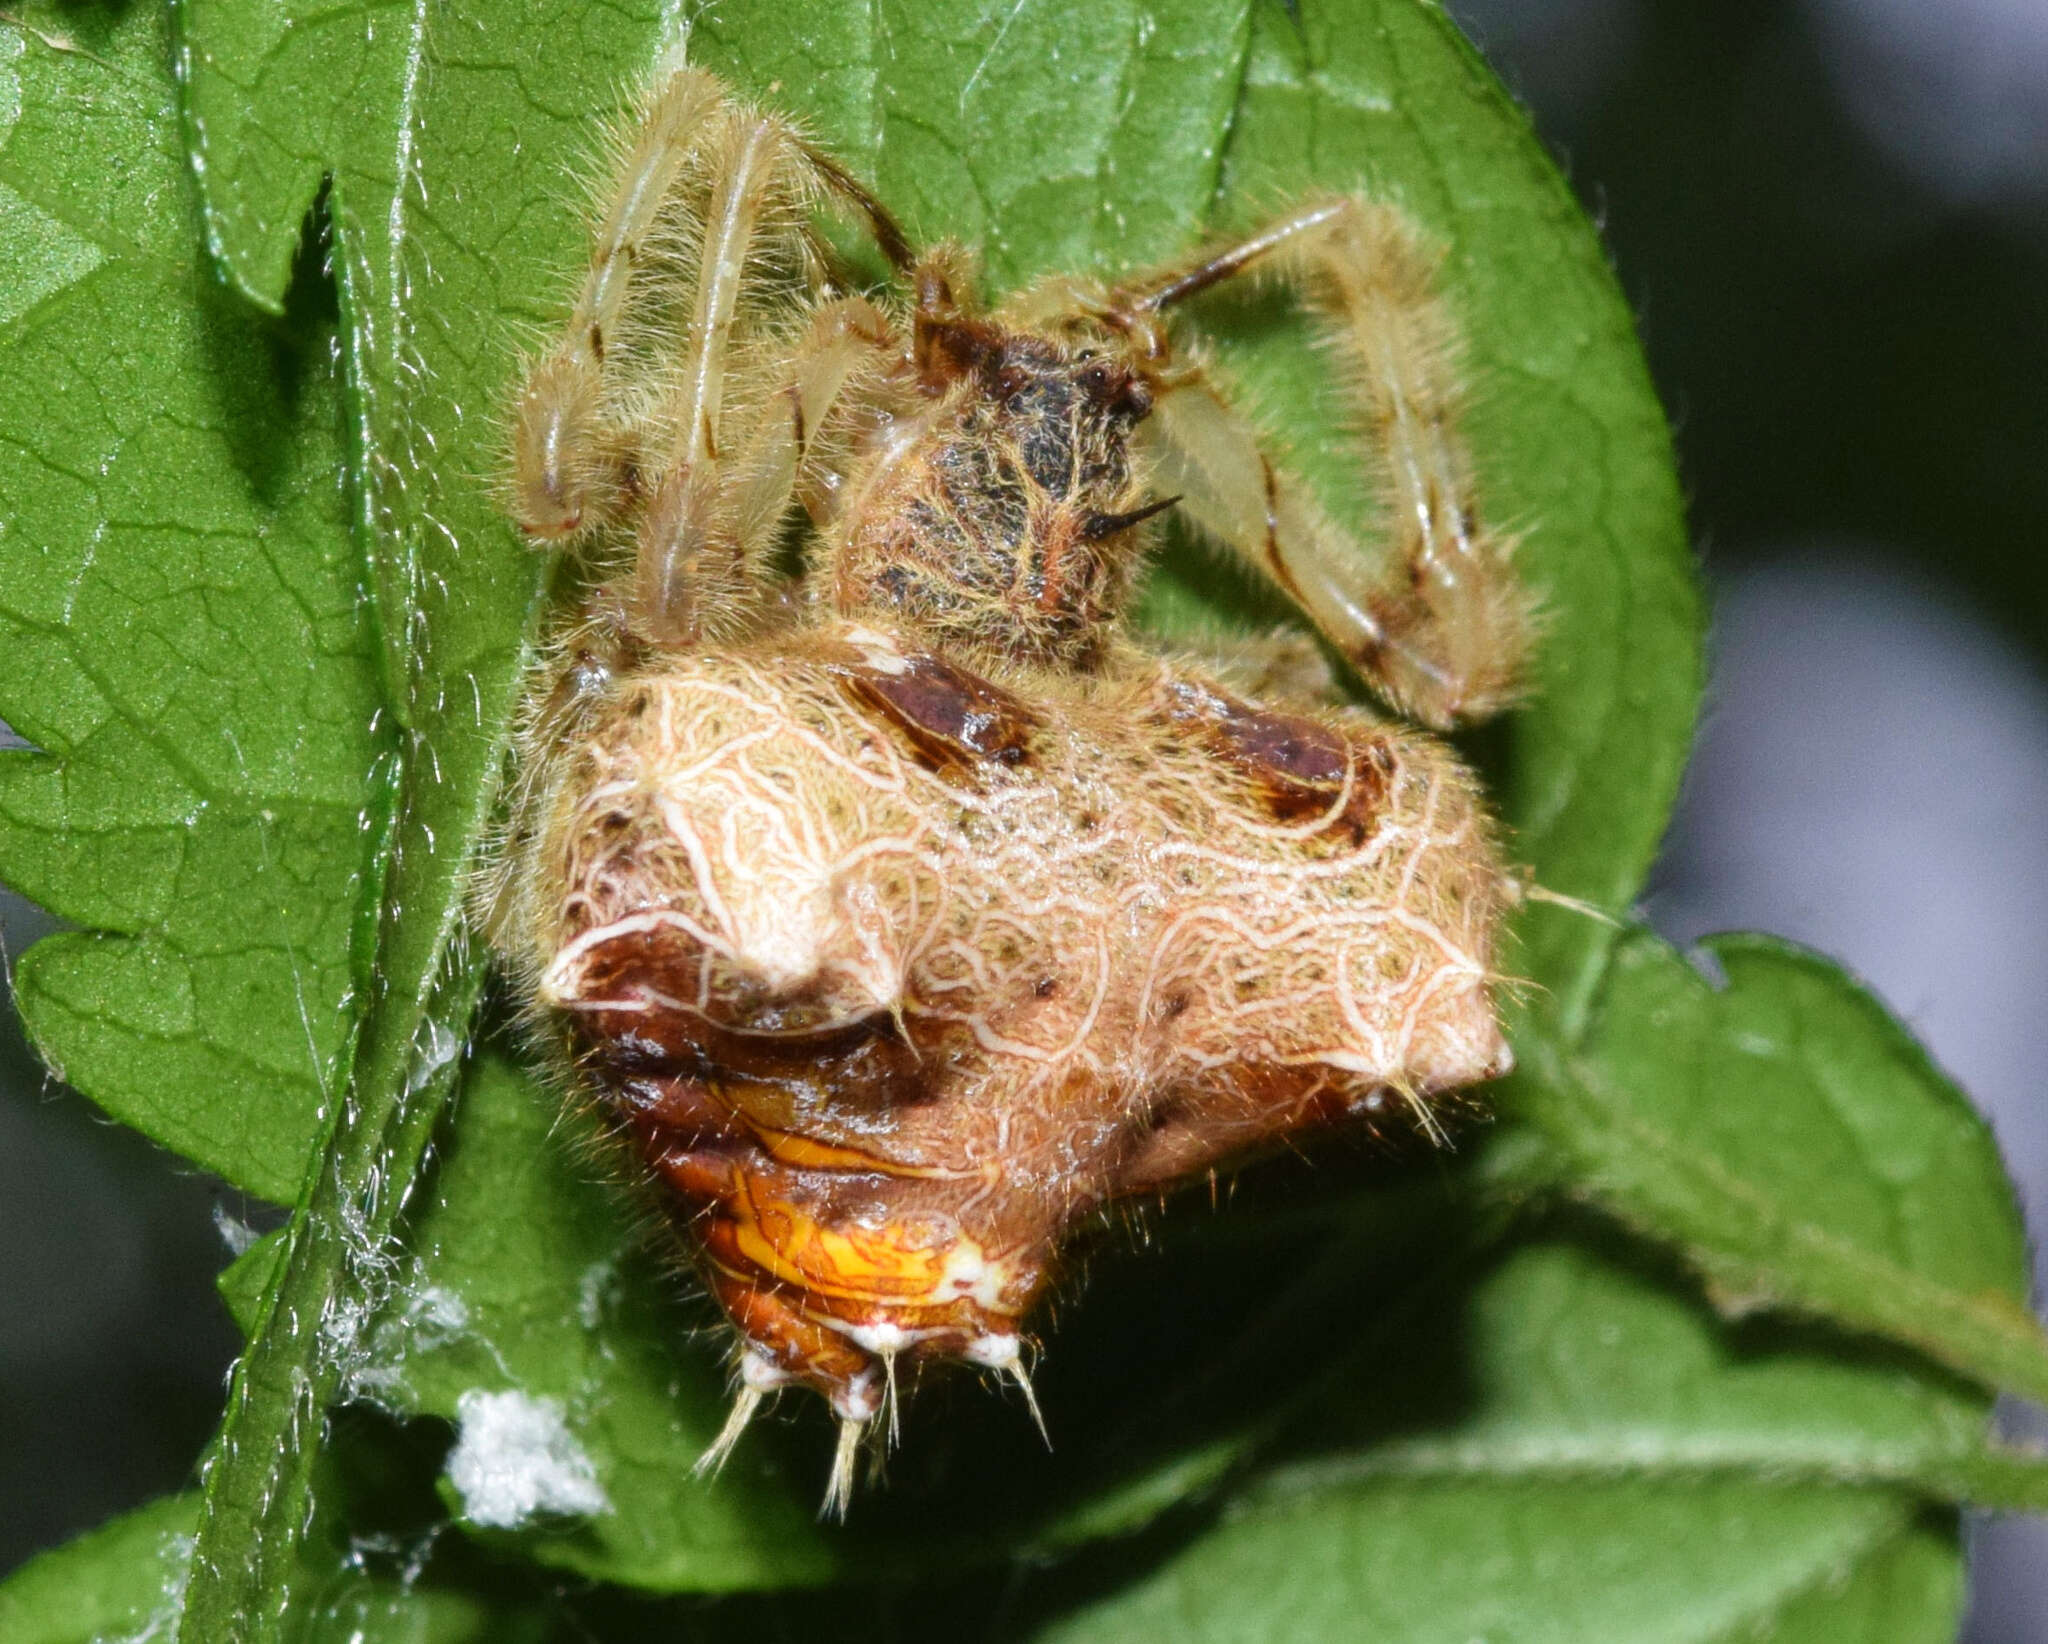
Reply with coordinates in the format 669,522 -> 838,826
558,920 -> 928,1118
785,380 -> 808,452
610,1075 -> 742,1144
1156,679 -> 1390,840
915,312 -> 1005,388
1209,703 -> 1348,791
841,650 -> 1040,780
801,138 -> 916,271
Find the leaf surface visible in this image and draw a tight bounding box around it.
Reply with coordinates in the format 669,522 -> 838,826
0,1492 -> 557,1644
1514,931 -> 2048,1403
0,1495 -> 198,1644
1023,1237 -> 1980,1644
3,0 -> 554,1626
0,3 -> 382,1204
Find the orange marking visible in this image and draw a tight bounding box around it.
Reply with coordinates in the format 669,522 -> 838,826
742,1118 -> 978,1181
728,1177 -> 953,1305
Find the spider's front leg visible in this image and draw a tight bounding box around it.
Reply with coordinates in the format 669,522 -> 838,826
510,65 -> 913,643
509,67 -> 727,542
632,289 -> 904,642
1080,198 -> 1533,729
622,107 -> 842,643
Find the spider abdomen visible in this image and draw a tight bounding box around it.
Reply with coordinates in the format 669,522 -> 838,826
516,620 -> 1511,1417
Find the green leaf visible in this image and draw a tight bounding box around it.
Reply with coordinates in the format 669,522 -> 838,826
0,0 -> 540,1629
1022,1236 -> 1987,1644
1513,931 -> 2048,1404
0,1495 -> 199,1644
0,4 -> 382,1205
348,1047 -> 852,1591
590,1227 -> 2048,1639
693,0 -> 1253,288
0,11 -> 429,1629
0,1493 -> 559,1644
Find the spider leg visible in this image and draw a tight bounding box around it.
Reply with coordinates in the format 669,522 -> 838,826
625,106 -> 814,642
1168,625 -> 1344,708
512,63 -> 915,640
511,67 -> 729,542
1121,198 -> 1532,728
627,290 -> 904,643
627,118 -> 914,644
727,296 -> 902,560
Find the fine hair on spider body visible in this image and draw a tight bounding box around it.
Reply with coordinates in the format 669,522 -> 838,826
487,59 -> 1526,1517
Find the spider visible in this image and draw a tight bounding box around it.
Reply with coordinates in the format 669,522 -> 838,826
483,61 -> 1529,1517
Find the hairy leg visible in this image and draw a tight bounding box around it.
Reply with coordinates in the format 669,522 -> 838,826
626,117 -> 922,644
1077,197 -> 1532,729
624,105 -> 822,642
510,63 -> 915,643
510,66 -> 729,541
1170,625 -> 1343,708
679,294 -> 904,633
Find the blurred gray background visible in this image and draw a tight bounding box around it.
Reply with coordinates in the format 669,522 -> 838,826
4,0 -> 2046,1635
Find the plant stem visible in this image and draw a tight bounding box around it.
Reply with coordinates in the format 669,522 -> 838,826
176,758 -> 488,1641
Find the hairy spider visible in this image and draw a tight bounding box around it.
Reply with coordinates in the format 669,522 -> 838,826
484,61 -> 1530,1516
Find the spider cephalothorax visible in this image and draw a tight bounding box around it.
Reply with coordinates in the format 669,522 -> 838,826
830,277 -> 1163,670
485,62 -> 1530,1514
